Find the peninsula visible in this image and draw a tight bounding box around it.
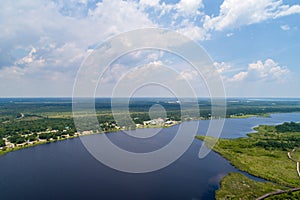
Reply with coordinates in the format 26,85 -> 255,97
197,122 -> 300,199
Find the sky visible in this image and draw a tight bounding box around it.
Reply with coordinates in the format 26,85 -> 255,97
0,0 -> 300,97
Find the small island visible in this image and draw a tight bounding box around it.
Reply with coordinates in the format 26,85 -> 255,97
197,122 -> 300,199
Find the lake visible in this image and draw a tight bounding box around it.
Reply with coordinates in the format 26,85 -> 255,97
0,113 -> 300,199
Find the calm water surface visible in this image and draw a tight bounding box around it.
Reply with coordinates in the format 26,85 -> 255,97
0,113 -> 300,199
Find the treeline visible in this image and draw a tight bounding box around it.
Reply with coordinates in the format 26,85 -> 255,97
2,98 -> 300,125
275,122 -> 300,133
0,115 -> 122,145
226,107 -> 300,117
255,140 -> 299,151
0,117 -> 120,137
0,139 -> 5,147
0,118 -> 76,137
6,129 -> 77,144
254,122 -> 300,150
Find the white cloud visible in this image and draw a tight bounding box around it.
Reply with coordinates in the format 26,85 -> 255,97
175,0 -> 204,17
214,59 -> 294,97
274,4 -> 300,18
229,58 -> 289,82
231,71 -> 248,82
138,0 -> 208,40
0,0 -> 298,97
280,24 -> 290,31
177,70 -> 199,81
214,61 -> 231,74
176,20 -> 209,40
204,0 -> 300,31
88,0 -> 154,30
139,0 -> 160,7
0,0 -> 160,96
16,47 -> 38,64
140,0 -> 203,18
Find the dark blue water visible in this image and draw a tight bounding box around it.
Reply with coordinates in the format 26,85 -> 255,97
0,113 -> 300,200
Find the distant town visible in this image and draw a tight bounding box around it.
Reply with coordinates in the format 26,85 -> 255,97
0,117 -> 179,151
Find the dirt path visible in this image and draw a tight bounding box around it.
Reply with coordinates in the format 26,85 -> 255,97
256,149 -> 300,199
288,148 -> 300,178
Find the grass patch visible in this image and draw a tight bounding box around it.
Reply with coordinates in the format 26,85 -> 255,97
216,172 -> 287,200
291,150 -> 300,162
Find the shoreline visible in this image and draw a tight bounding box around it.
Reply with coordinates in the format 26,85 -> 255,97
1,111 -> 298,158
0,122 -> 180,157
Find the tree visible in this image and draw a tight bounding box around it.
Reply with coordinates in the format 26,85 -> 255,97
8,135 -> 25,144
0,139 -> 5,147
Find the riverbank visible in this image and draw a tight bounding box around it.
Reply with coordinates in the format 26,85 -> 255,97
0,134 -> 85,157
0,121 -> 180,157
0,112 -> 267,158
229,113 -> 270,119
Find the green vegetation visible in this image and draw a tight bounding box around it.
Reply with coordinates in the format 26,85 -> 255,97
291,150 -> 300,162
1,97 -> 300,155
229,114 -> 258,118
229,113 -> 270,119
275,122 -> 300,133
216,172 -> 287,200
1,98 -> 300,198
0,138 -> 5,147
197,122 -> 300,199
8,134 -> 26,144
265,191 -> 300,199
253,125 -> 300,151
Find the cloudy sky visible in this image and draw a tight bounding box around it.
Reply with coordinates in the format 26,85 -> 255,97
1,0 -> 300,97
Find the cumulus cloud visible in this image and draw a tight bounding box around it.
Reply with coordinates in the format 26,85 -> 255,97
229,59 -> 289,82
176,20 -> 209,40
203,0 -> 300,31
0,0 -> 159,96
231,71 -> 248,82
139,0 -> 160,7
138,0 -> 208,40
0,0 -> 298,97
175,0 -> 204,17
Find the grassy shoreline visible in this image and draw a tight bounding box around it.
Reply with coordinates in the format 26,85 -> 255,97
229,113 -> 270,119
196,123 -> 300,199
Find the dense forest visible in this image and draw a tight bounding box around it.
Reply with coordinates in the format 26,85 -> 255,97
254,122 -> 300,150
275,122 -> 300,133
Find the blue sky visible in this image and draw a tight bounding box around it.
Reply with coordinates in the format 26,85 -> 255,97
0,0 -> 300,97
